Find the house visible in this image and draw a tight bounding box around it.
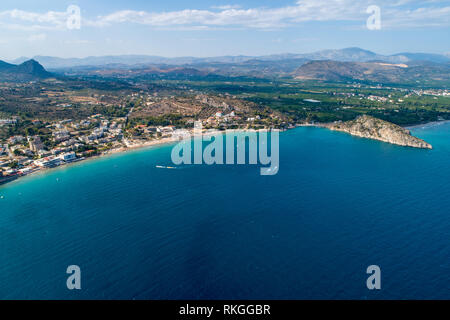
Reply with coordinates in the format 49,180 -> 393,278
157,126 -> 175,134
59,152 -> 77,162
53,130 -> 70,143
8,136 -> 25,145
28,136 -> 45,153
34,157 -> 61,168
0,144 -> 8,156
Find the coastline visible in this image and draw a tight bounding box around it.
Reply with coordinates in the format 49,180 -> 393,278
0,128 -> 273,189
298,118 -> 439,149
1,119 -> 445,189
0,135 -> 180,189
404,120 -> 450,130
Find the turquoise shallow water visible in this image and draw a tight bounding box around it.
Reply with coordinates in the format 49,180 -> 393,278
0,123 -> 450,299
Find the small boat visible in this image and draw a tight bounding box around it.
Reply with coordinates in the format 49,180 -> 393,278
156,165 -> 177,169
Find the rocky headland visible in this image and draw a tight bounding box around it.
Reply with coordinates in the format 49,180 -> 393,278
324,115 -> 432,149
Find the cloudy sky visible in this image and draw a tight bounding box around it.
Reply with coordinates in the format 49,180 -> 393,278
0,0 -> 449,60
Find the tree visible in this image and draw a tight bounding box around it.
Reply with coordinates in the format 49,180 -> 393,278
8,161 -> 19,169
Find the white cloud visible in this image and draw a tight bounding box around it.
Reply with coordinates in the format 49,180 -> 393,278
211,5 -> 242,10
0,1 -> 448,31
87,0 -> 450,29
0,9 -> 68,29
383,5 -> 450,28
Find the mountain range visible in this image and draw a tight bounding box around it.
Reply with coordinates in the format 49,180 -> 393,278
1,47 -> 449,85
9,47 -> 450,70
293,60 -> 450,83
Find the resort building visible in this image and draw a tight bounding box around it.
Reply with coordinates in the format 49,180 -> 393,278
28,136 -> 45,153
59,152 -> 77,162
34,157 -> 62,168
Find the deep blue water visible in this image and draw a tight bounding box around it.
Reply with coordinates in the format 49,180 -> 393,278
1,123 -> 450,299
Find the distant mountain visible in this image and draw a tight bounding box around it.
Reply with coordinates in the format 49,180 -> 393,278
302,47 -> 381,62
10,56 -> 30,65
388,52 -> 450,64
7,48 -> 447,84
12,48 -> 450,70
10,55 -> 257,69
294,60 -> 450,83
292,48 -> 450,64
0,59 -> 52,81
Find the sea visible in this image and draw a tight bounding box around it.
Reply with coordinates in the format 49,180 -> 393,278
0,122 -> 449,299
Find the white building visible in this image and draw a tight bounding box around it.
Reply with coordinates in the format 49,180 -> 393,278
34,157 -> 61,168
0,118 -> 17,126
59,152 -> 77,162
8,136 -> 25,145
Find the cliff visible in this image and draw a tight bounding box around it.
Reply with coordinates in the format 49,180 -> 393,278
325,115 -> 432,149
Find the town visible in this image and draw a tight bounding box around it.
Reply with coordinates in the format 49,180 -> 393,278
0,89 -> 287,185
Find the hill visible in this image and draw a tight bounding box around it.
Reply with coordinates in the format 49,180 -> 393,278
0,59 -> 52,81
294,60 -> 450,83
325,115 -> 432,149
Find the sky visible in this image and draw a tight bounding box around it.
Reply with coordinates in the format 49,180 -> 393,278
0,0 -> 449,60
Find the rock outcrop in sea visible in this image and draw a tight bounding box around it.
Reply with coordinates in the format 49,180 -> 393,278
324,115 -> 432,149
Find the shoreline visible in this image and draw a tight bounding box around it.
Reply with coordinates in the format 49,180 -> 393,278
0,128 -> 273,189
404,120 -> 450,130
1,119 -> 447,189
1,134 -> 183,189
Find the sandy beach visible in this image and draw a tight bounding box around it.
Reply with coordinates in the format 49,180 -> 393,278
1,127 -> 277,188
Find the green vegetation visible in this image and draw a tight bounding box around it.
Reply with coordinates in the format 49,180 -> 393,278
144,78 -> 450,126
127,114 -> 190,129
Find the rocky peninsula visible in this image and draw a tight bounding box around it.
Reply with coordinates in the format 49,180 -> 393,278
324,115 -> 432,149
